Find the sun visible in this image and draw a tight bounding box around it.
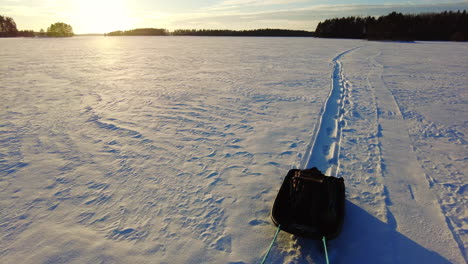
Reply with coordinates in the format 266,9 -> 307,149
71,0 -> 136,33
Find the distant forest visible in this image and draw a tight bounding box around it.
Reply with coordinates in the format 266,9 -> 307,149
106,10 -> 467,40
0,15 -> 35,37
106,28 -> 314,37
171,29 -> 314,37
315,10 -> 467,41
3,10 -> 467,41
106,28 -> 169,36
0,15 -> 73,37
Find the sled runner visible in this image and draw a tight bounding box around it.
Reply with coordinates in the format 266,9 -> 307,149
271,167 -> 345,239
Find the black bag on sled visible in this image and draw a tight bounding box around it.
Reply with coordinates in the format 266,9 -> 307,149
271,167 -> 345,240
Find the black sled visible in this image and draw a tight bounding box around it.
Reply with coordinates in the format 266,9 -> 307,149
271,167 -> 345,240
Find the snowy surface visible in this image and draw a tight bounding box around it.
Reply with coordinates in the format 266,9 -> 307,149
0,37 -> 466,263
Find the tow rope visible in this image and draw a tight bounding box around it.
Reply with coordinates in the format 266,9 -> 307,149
260,225 -> 281,264
322,236 -> 330,264
260,227 -> 330,264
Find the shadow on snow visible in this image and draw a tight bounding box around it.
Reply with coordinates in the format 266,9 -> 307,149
272,200 -> 451,264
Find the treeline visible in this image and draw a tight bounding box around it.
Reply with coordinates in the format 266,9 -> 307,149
106,28 -> 314,37
0,15 -> 16,36
171,29 -> 314,37
106,28 -> 169,36
1,14 -> 73,37
315,10 -> 468,41
0,15 -> 35,37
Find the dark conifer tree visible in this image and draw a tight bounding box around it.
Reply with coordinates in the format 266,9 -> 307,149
0,15 -> 18,37
315,10 -> 468,41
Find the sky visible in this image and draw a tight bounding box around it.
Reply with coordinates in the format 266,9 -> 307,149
1,0 -> 467,34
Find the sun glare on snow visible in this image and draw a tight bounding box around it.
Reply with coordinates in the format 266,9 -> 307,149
72,0 -> 135,33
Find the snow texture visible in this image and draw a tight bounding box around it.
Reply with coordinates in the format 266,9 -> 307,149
0,37 -> 466,263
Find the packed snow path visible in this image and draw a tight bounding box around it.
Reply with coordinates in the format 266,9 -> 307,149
368,52 -> 462,262
0,38 -> 466,264
333,45 -> 466,264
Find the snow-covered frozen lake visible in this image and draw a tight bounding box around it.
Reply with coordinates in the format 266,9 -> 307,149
0,37 -> 466,263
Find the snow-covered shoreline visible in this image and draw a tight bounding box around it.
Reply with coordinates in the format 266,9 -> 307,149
0,37 -> 466,263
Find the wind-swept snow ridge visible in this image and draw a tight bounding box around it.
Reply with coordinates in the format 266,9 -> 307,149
301,47 -> 359,175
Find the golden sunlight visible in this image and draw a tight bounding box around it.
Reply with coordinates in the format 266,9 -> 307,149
71,0 -> 136,33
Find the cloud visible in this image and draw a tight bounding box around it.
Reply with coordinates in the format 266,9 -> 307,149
159,1 -> 468,30
204,0 -> 312,11
2,0 -> 467,33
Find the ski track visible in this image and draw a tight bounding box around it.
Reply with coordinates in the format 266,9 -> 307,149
271,46 -> 360,264
301,46 -> 360,174
275,44 -> 466,264
2,37 -> 358,264
1,38 -> 466,264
